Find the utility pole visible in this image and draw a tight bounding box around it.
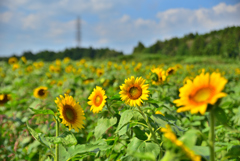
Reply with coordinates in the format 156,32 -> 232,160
76,16 -> 81,48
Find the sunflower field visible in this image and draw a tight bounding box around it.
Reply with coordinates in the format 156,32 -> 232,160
0,55 -> 240,161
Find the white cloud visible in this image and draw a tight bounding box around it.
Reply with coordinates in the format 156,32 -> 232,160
156,2 -> 240,35
0,12 -> 13,23
213,2 -> 239,14
21,14 -> 40,29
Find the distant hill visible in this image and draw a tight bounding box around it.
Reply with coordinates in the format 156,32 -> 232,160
0,47 -> 123,62
133,26 -> 240,58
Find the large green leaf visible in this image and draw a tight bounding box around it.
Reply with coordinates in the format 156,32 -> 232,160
179,129 -> 199,148
94,117 -> 117,139
191,146 -> 209,160
45,132 -> 77,147
116,110 -> 134,135
226,145 -> 240,158
26,121 -> 53,149
151,114 -> 184,135
132,126 -> 147,140
127,137 -> 160,159
59,140 -> 112,160
27,121 -> 77,149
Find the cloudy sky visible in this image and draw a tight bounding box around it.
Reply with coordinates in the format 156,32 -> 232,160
0,0 -> 240,56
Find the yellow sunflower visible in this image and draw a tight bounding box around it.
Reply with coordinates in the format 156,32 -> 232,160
88,86 -> 107,113
151,68 -> 166,85
21,56 -> 27,64
119,76 -> 149,107
96,68 -> 104,77
0,94 -> 11,106
166,67 -> 175,76
33,86 -> 48,99
8,57 -> 18,64
174,72 -> 227,115
55,94 -> 85,132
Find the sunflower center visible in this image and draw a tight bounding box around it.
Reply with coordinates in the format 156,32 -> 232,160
0,94 -> 9,104
94,95 -> 103,106
193,88 -> 212,103
168,69 -> 174,75
128,86 -> 142,100
38,89 -> 45,96
63,105 -> 76,122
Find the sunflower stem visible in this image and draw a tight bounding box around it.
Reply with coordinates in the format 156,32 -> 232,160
136,106 -> 158,144
209,110 -> 215,161
55,118 -> 59,161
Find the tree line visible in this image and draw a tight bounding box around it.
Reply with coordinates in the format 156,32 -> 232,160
133,26 -> 240,58
0,47 -> 123,62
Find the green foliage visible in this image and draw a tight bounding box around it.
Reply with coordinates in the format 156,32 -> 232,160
133,26 -> 240,59
0,47 -> 123,62
126,137 -> 160,160
1,53 -> 240,160
94,117 -> 117,139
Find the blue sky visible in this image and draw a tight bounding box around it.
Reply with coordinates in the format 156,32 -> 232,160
0,0 -> 240,56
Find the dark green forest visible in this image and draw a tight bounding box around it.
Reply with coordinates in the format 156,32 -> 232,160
134,26 -> 240,58
0,47 -> 123,62
1,26 -> 240,61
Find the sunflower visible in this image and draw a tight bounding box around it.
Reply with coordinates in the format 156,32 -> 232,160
83,78 -> 94,84
55,94 -> 85,132
0,94 -> 11,106
174,72 -> 227,115
12,64 -> 20,71
63,57 -> 70,63
88,86 -> 107,113
33,86 -> 48,99
166,67 -> 175,76
8,57 -> 18,64
96,68 -> 104,77
21,56 -> 27,64
151,68 -> 166,85
119,76 -> 149,107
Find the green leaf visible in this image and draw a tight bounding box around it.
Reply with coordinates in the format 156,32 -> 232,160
214,107 -> 228,125
231,106 -> 240,126
145,98 -> 159,104
45,132 -> 77,147
127,137 -> 160,159
164,113 -> 177,122
66,140 -> 111,159
191,146 -> 209,160
132,126 -> 147,140
109,94 -> 121,101
145,98 -> 159,108
30,108 -> 55,116
179,129 -> 199,148
94,117 -> 117,139
29,100 -> 42,109
226,145 -> 240,158
151,114 -> 184,135
116,110 -> 134,135
59,144 -> 70,161
130,151 -> 156,161
26,121 -> 53,149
